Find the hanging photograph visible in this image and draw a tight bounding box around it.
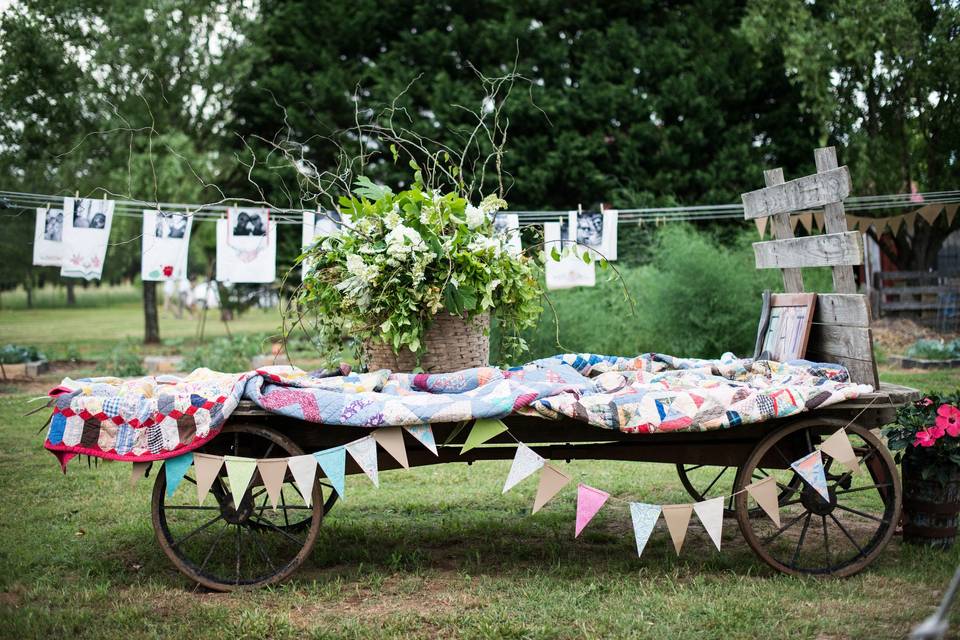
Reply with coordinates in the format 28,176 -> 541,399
216,207 -> 276,283
563,210 -> 619,261
544,221 -> 595,290
60,197 -> 114,280
33,206 -> 65,266
142,210 -> 193,281
494,213 -> 522,255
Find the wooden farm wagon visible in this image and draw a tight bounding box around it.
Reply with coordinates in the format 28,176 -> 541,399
150,147 -> 919,591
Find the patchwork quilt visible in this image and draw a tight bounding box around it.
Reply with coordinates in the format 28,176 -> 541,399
43,352 -> 871,467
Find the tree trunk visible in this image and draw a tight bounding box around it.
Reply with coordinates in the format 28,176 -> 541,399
25,275 -> 33,309
65,281 -> 76,306
143,280 -> 161,344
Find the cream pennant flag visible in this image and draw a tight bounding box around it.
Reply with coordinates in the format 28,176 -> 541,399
754,216 -> 767,239
287,454 -> 319,508
346,436 -> 380,487
374,427 -> 409,469
194,453 -> 224,505
904,211 -> 918,234
461,418 -> 507,454
533,463 -> 572,513
224,455 -> 258,507
813,211 -> 824,232
629,503 -> 661,558
819,429 -> 860,475
746,476 -> 781,528
404,424 -> 438,456
790,214 -> 801,232
918,203 -> 943,226
131,461 -> 150,487
888,215 -> 903,235
693,497 -> 724,551
797,211 -> 814,234
661,504 -> 694,555
846,215 -> 859,231
574,484 -> 610,537
256,458 -> 287,509
946,203 -> 958,227
790,450 -> 830,501
502,444 -> 545,494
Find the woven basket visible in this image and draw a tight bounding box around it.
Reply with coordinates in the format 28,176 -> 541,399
364,312 -> 489,373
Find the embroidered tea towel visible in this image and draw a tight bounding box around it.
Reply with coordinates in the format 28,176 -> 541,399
33,206 -> 65,266
60,197 -> 114,280
142,209 -> 193,281
216,207 -> 276,283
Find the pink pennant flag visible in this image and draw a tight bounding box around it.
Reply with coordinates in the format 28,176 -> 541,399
574,483 -> 610,538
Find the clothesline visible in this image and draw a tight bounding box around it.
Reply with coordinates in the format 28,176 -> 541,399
3,188 -> 960,226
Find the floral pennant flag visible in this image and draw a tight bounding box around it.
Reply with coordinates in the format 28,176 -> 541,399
575,483 -> 610,537
461,418 -> 507,454
819,429 -> 860,474
131,461 -> 150,487
629,502 -> 661,558
256,458 -> 288,509
313,446 -> 347,499
503,444 -> 545,494
533,463 -> 572,513
661,504 -> 694,555
404,424 -> 438,456
746,476 -> 781,527
287,454 -> 319,508
224,455 -> 258,507
693,497 -> 724,551
373,427 -> 409,469
346,436 -> 379,487
164,452 -> 194,497
194,453 -> 224,505
790,450 -> 830,501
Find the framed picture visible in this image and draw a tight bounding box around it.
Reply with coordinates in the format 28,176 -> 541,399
753,292 -> 817,362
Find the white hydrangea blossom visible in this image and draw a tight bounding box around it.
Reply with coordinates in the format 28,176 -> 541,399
346,253 -> 379,284
465,204 -> 484,229
385,224 -> 428,262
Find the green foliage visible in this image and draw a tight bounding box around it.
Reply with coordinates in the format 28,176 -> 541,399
906,339 -> 960,361
0,344 -> 44,364
883,393 -> 960,485
182,334 -> 268,373
100,340 -> 145,377
296,179 -> 542,365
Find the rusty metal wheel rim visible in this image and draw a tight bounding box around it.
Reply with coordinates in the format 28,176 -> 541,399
734,417 -> 901,577
676,464 -> 802,517
151,422 -> 325,591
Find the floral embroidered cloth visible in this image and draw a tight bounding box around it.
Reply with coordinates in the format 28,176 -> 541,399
43,353 -> 871,468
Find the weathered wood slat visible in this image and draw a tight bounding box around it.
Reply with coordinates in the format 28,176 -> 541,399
754,232 -> 863,270
813,293 -> 870,327
881,285 -> 959,296
814,147 -> 858,294
880,300 -> 950,311
875,270 -> 951,281
806,346 -> 878,388
809,324 -> 873,363
764,168 -> 804,292
742,166 -> 851,219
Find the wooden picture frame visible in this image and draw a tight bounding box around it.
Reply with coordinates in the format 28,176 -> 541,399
753,291 -> 818,362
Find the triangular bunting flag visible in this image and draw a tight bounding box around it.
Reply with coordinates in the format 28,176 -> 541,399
797,211 -> 813,234
813,211 -> 824,231
946,203 -> 958,227
346,436 -> 379,487
314,446 -> 347,499
790,450 -> 830,501
574,483 -> 610,538
693,497 -> 724,551
790,214 -> 801,232
888,215 -> 903,235
661,504 -> 694,555
819,429 -> 860,475
532,463 -> 572,513
746,476 -> 781,528
131,461 -> 151,487
904,211 -> 918,234
460,418 -> 507,454
846,215 -> 859,231
194,453 -> 224,505
223,455 -> 258,507
502,444 -> 545,494
754,216 -> 767,239
256,458 -> 287,509
919,203 -> 943,226
373,427 -> 409,469
287,454 -> 318,508
404,424 -> 438,456
164,452 -> 194,497
629,502 -> 661,558
442,421 -> 468,446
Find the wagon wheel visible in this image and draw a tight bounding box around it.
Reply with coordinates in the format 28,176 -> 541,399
676,464 -> 801,516
734,417 -> 901,577
151,422 -> 326,591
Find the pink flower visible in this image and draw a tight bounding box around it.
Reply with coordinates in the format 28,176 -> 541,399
936,404 -> 960,438
920,397 -> 934,407
914,429 -> 939,447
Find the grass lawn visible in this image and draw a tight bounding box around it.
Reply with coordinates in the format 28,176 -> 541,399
1,367 -> 959,638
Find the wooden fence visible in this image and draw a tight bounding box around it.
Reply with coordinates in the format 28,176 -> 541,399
872,271 -> 960,331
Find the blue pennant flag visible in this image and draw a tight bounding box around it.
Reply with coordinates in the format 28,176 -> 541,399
164,452 -> 194,497
313,446 -> 347,500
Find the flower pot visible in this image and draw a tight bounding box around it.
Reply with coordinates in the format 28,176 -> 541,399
902,450 -> 960,549
364,312 -> 489,373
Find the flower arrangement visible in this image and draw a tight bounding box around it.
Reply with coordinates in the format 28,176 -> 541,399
884,392 -> 960,483
294,173 -> 543,367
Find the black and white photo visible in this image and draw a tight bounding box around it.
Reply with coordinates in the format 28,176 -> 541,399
43,209 -> 63,241
155,212 -> 189,239
232,210 -> 268,236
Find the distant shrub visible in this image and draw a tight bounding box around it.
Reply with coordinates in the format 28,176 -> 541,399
906,339 -> 960,361
182,334 -> 267,373
0,344 -> 45,364
101,340 -> 145,377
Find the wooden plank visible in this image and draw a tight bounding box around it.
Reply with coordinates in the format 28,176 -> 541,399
809,324 -> 873,363
879,300 -> 948,311
763,168 -> 804,292
875,270 -> 949,281
813,293 -> 870,327
742,166 -> 851,219
806,347 -> 878,387
814,147 -> 858,294
754,232 -> 863,270
881,285 -> 958,296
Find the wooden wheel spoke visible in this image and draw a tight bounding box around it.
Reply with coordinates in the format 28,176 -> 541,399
182,475 -> 197,486
789,513 -> 812,569
833,483 -> 892,496
684,464 -> 705,472
702,467 -> 729,496
248,516 -> 307,547
834,504 -> 887,524
171,513 -> 225,550
763,511 -> 809,545
198,521 -> 231,574
246,526 -> 277,572
822,515 -> 830,567
829,512 -> 864,555
234,524 -> 241,584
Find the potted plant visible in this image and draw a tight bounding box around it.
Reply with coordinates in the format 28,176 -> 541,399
294,174 -> 543,372
884,392 -> 960,548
